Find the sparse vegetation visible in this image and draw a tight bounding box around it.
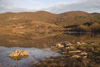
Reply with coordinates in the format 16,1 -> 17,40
0,11 -> 100,67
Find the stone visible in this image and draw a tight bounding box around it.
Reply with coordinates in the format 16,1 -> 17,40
20,50 -> 28,56
81,52 -> 87,56
83,56 -> 87,58
51,46 -> 58,50
72,55 -> 81,58
69,50 -> 82,54
8,49 -> 28,57
77,42 -> 81,45
56,43 -> 64,48
81,42 -> 86,45
66,43 -> 72,46
9,49 -> 22,57
65,46 -> 75,50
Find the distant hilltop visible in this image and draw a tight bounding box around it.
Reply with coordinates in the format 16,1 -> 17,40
0,11 -> 100,26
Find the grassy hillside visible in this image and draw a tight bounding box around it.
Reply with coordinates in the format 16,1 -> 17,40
0,11 -> 99,27
0,11 -> 100,34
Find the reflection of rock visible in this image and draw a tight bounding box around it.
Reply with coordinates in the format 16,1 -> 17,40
8,49 -> 29,57
8,55 -> 28,61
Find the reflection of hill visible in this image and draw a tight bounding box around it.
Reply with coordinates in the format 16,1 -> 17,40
8,55 -> 28,61
0,33 -> 100,48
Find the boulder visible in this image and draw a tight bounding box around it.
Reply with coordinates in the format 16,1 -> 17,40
72,55 -> 81,58
20,50 -> 28,56
9,49 -> 22,57
51,46 -> 58,50
56,43 -> 64,48
8,49 -> 28,57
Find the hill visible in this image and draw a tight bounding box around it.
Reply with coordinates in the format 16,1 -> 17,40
0,11 -> 100,34
0,11 -> 99,27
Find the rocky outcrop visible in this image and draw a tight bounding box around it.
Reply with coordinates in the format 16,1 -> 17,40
8,49 -> 28,57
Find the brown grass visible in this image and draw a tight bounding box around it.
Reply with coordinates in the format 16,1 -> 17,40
0,11 -> 98,27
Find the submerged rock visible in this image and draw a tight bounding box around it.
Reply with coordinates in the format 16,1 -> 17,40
8,49 -> 29,57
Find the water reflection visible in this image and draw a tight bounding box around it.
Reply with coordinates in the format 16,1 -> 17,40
8,55 -> 28,62
0,46 -> 61,67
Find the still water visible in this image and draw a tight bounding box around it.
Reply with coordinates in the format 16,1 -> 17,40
0,46 -> 61,67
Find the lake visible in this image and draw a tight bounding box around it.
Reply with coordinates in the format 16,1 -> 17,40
0,31 -> 100,67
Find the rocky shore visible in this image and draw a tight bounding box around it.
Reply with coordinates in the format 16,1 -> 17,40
32,42 -> 100,67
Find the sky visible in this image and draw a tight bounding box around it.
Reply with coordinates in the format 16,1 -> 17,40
0,0 -> 100,14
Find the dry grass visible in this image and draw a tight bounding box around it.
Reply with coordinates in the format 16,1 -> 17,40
0,11 -> 98,27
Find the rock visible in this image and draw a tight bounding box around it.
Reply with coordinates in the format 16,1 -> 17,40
51,46 -> 58,50
83,56 -> 87,58
69,46 -> 75,49
66,43 -> 72,46
81,52 -> 87,56
8,49 -> 29,57
56,43 -> 64,48
77,42 -> 81,45
65,47 -> 70,49
9,49 -> 22,57
65,46 -> 75,50
81,42 -> 86,45
69,50 -> 82,54
72,55 -> 81,58
62,51 -> 67,54
20,50 -> 28,56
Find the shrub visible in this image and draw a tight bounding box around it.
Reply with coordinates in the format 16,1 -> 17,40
73,25 -> 91,32
89,23 -> 100,33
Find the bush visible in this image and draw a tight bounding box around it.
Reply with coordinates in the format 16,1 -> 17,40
89,23 -> 100,33
73,25 -> 91,32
